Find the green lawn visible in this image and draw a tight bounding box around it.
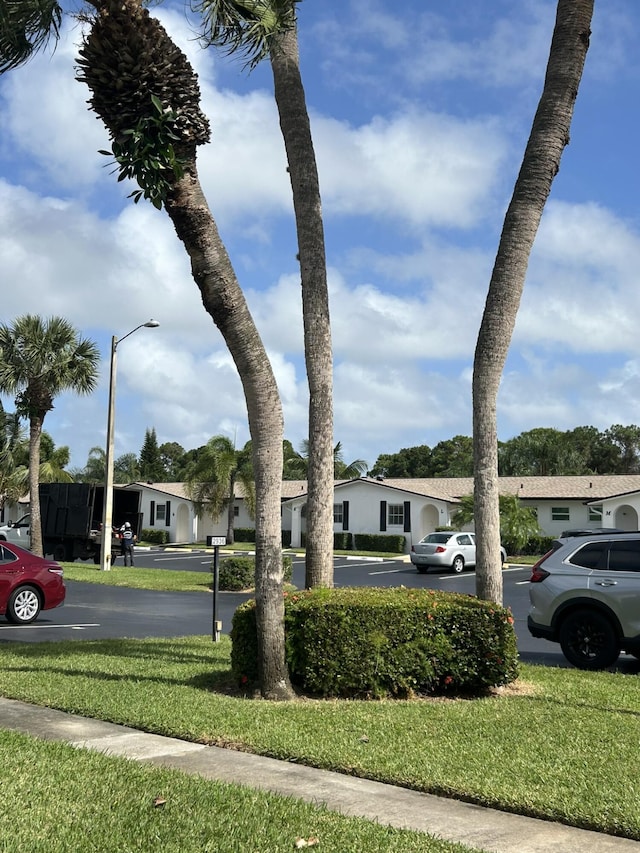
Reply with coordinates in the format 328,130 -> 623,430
0,728 -> 471,853
1,634 -> 639,840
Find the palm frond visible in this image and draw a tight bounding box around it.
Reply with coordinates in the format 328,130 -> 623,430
0,0 -> 63,73
194,0 -> 298,70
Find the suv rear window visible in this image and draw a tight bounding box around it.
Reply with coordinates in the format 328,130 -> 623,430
568,541 -> 608,569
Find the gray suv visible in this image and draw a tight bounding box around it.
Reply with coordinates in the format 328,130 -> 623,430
528,532 -> 640,669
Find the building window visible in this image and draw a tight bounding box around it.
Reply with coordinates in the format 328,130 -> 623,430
551,506 -> 570,522
333,503 -> 343,524
388,504 -> 404,526
233,506 -> 239,517
156,504 -> 166,522
588,505 -> 603,522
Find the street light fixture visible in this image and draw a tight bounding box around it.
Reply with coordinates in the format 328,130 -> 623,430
100,320 -> 160,571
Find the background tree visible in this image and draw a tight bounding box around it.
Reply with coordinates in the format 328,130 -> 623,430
184,436 -> 254,544
139,427 -> 164,481
158,440 -> 186,480
429,436 -> 474,478
604,425 -> 640,474
114,452 -> 141,483
0,401 -> 26,510
0,315 -> 99,556
196,0 -> 334,590
369,445 -> 432,478
471,0 -> 593,604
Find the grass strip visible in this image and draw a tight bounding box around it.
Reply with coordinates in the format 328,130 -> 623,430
0,729 -> 470,853
62,563 -> 213,593
1,635 -> 639,839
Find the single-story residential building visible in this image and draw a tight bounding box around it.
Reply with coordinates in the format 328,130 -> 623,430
4,475 -> 640,551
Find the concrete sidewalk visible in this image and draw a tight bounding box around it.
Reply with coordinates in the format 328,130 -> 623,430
1,695 -> 638,853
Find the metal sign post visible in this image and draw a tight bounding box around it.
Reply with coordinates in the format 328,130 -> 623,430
207,536 -> 226,642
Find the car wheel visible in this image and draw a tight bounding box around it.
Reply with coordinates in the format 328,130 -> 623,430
559,609 -> 619,670
451,555 -> 465,574
6,585 -> 41,624
53,544 -> 66,562
416,565 -> 428,575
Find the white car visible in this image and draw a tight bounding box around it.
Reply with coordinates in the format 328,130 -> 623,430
410,531 -> 507,574
0,514 -> 31,548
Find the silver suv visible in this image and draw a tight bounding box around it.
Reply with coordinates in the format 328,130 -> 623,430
528,532 -> 640,669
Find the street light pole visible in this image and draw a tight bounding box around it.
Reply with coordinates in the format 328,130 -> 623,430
100,320 -> 159,571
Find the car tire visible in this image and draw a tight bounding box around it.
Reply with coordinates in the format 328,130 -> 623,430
451,555 -> 465,574
53,544 -> 66,562
559,609 -> 619,670
416,565 -> 428,575
6,585 -> 42,624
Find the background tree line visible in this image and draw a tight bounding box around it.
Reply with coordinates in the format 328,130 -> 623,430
369,425 -> 640,479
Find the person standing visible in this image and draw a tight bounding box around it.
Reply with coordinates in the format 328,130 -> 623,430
120,521 -> 136,567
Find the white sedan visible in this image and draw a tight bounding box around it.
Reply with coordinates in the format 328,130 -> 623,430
410,531 -> 507,574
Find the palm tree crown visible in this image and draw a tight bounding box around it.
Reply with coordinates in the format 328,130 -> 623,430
0,315 -> 99,419
194,0 -> 298,69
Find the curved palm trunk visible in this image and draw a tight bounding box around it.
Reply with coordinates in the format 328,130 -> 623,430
270,25 -> 334,589
473,0 -> 593,604
166,167 -> 292,700
28,415 -> 43,557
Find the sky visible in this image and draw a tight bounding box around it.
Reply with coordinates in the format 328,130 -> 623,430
1,0 -> 640,474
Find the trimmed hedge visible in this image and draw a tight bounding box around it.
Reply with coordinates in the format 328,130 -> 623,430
231,586 -> 518,699
352,533 -> 405,553
141,528 -> 169,545
218,555 -> 293,591
333,532 -> 352,550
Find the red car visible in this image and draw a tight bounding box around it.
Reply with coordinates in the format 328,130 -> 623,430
0,542 -> 65,624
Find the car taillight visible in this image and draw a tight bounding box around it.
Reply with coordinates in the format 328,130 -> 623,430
529,550 -> 552,583
435,546 -> 446,554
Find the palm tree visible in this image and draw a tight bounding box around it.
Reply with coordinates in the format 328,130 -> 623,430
0,401 -> 27,511
72,0 -> 292,699
285,440 -> 367,481
0,315 -> 99,556
472,0 -> 593,605
195,0 -> 334,589
185,436 -> 254,544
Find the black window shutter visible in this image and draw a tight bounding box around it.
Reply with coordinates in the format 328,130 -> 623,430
165,501 -> 171,527
150,501 -> 155,526
380,501 -> 387,532
404,501 -> 411,533
342,500 -> 349,531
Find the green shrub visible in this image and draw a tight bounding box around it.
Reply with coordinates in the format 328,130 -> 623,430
233,528 -> 256,543
504,533 -> 555,557
140,528 -> 169,545
333,532 -> 352,550
352,533 -> 405,553
231,587 -> 518,699
218,555 -> 293,591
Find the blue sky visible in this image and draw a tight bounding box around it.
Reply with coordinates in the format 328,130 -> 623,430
1,0 -> 639,473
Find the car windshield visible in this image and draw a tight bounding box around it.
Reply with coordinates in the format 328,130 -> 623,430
422,533 -> 452,544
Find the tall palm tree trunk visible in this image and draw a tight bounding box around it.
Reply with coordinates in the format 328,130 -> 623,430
28,415 -> 43,556
473,0 -> 593,604
166,168 -> 292,699
270,25 -> 334,589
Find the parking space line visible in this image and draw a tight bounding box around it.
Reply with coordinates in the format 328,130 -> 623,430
0,623 -> 100,630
